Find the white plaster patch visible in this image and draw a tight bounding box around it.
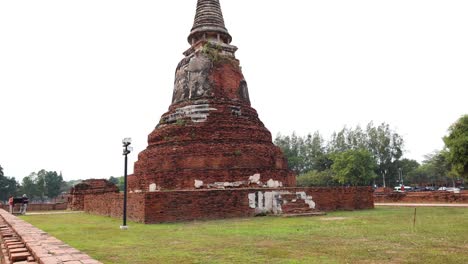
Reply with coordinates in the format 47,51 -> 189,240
264,192 -> 274,211
296,192 -> 316,209
267,179 -> 282,188
164,104 -> 217,123
248,193 -> 256,208
249,174 -> 261,184
149,183 -> 157,192
194,180 -> 204,189
257,192 -> 264,210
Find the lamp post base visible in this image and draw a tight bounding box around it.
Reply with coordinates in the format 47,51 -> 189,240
120,225 -> 129,230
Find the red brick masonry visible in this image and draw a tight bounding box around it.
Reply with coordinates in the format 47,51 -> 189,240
84,187 -> 374,223
374,191 -> 468,203
0,203 -> 68,213
0,209 -> 102,264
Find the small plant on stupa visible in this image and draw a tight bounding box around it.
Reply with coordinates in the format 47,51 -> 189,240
202,42 -> 222,62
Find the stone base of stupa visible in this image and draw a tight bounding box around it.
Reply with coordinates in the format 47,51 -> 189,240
78,186 -> 374,223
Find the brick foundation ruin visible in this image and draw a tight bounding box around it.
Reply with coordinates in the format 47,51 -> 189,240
69,0 -> 374,223
68,179 -> 119,211
84,187 -> 373,224
374,191 -> 468,203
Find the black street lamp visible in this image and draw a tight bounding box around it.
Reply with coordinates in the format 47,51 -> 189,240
121,137 -> 132,230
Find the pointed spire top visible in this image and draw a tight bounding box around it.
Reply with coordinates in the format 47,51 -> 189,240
188,0 -> 232,45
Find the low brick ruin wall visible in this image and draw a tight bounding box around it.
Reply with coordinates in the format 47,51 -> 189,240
84,187 -> 374,223
0,203 -> 68,213
83,193 -> 146,223
0,209 -> 102,264
374,191 -> 468,203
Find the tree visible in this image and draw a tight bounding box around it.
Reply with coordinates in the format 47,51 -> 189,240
395,158 -> 420,185
443,115 -> 468,179
109,176 -> 124,191
366,122 -> 404,187
406,151 -> 453,187
331,149 -> 377,186
21,173 -> 39,198
0,165 -> 19,201
44,171 -> 64,198
274,133 -> 307,174
297,170 -> 337,187
20,170 -> 64,200
117,176 -> 125,192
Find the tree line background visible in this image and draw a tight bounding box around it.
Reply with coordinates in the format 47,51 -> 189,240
1,115 -> 466,201
275,116 -> 467,188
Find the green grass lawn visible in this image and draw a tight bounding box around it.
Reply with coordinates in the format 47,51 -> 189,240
20,207 -> 467,264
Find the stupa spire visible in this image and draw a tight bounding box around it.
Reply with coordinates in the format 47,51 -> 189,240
188,0 -> 232,45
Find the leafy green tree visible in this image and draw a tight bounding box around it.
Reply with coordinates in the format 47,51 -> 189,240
366,122 -> 404,187
20,173 -> 40,198
396,158 -> 420,185
443,115 -> 468,179
109,176 -> 119,185
303,131 -> 329,171
20,170 -> 64,199
331,149 -> 377,186
297,170 -> 337,187
60,179 -> 82,194
274,133 -> 307,174
117,176 -> 125,192
109,176 -> 124,191
44,171 -> 64,198
406,151 -> 454,187
0,165 -> 19,201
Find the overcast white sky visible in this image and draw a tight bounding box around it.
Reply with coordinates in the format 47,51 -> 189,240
1,0 -> 467,182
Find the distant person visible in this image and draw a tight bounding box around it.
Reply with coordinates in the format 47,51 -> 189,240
8,195 -> 14,214
20,194 -> 29,215
401,185 -> 405,192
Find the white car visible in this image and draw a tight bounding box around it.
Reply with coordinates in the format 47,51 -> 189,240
438,187 -> 461,193
394,185 -> 412,192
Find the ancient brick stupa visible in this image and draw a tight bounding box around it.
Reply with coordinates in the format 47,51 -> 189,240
128,0 -> 296,192
69,0 -> 374,223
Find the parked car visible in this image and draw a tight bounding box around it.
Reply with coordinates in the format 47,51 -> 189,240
438,187 -> 461,193
394,185 -> 412,192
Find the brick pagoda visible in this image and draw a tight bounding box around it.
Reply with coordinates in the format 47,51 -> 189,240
128,0 -> 295,192
70,0 -> 373,223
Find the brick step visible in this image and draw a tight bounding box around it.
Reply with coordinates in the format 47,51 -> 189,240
282,202 -> 310,208
10,252 -> 31,262
281,212 -> 327,218
280,194 -> 299,199
0,220 -> 36,264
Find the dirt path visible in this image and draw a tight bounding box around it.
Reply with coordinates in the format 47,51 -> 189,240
22,211 -> 84,216
375,203 -> 468,208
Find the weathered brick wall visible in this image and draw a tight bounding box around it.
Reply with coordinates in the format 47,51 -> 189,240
83,187 -> 373,223
0,203 -> 67,212
374,191 -> 468,203
68,179 -> 119,211
83,193 -> 146,223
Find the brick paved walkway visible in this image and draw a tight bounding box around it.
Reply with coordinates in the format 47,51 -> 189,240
0,209 -> 101,264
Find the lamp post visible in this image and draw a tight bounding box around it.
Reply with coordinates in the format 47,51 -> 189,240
399,168 -> 403,185
121,137 -> 132,230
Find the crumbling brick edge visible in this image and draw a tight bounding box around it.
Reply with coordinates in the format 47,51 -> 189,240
0,209 -> 102,264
